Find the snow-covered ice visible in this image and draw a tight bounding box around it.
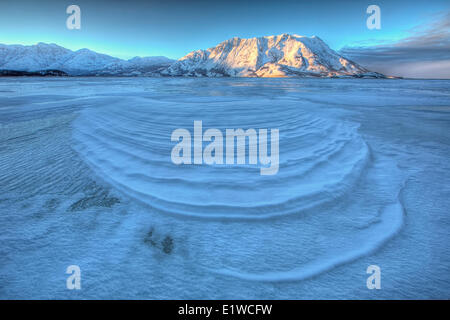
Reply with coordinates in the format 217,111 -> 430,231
0,77 -> 449,299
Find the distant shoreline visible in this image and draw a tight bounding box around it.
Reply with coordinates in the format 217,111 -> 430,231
0,69 -> 411,79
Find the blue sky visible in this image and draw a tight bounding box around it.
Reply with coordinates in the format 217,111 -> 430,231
0,0 -> 447,59
0,0 -> 449,77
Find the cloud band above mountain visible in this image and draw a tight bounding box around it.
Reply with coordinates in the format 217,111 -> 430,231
340,13 -> 450,79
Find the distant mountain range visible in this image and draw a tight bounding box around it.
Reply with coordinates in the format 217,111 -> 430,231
0,35 -> 386,78
0,43 -> 174,76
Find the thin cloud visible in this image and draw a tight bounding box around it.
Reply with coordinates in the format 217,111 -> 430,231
340,12 -> 450,79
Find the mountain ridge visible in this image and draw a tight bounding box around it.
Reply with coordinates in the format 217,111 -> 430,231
164,34 -> 385,78
0,36 -> 386,77
0,42 -> 174,76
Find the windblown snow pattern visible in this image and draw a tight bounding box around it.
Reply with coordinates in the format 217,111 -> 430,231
0,77 -> 449,299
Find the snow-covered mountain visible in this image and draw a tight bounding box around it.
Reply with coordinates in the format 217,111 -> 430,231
164,34 -> 384,78
98,56 -> 175,76
0,43 -> 174,76
0,37 -> 385,78
0,43 -> 72,71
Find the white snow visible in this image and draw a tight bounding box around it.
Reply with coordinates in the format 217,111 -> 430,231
0,77 -> 449,299
164,34 -> 381,77
0,43 -> 174,75
0,37 -> 384,78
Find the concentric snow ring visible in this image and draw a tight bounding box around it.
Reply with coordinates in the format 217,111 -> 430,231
73,96 -> 371,220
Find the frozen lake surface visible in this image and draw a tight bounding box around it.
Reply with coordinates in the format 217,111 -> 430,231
0,77 -> 449,299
